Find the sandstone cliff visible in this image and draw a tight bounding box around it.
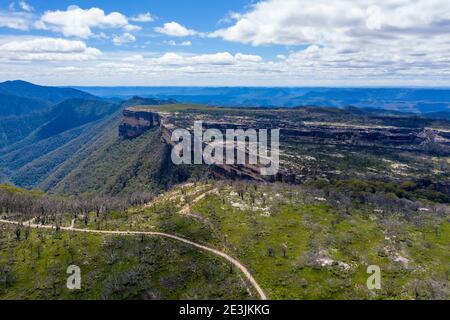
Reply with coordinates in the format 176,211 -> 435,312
118,106 -> 450,183
119,107 -> 161,139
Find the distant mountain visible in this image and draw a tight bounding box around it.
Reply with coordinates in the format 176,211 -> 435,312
0,80 -> 96,104
120,96 -> 178,108
424,111 -> 450,120
75,86 -> 450,115
0,80 -> 110,149
0,80 -> 98,117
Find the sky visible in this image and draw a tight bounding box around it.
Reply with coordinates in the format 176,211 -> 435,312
0,0 -> 449,86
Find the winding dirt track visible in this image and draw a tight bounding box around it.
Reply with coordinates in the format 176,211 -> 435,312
0,218 -> 267,300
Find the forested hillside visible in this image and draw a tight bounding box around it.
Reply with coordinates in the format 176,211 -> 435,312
0,81 -> 202,196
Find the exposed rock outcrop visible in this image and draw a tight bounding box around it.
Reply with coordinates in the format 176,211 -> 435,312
119,107 -> 161,139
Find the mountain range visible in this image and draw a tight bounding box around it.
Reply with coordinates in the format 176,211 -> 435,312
75,86 -> 450,115
0,80 -> 96,117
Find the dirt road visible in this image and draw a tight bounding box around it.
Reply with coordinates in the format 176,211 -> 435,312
0,218 -> 267,300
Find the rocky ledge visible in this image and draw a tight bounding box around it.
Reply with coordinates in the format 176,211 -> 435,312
119,107 -> 161,139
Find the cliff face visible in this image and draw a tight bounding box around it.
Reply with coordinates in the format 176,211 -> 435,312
159,122 -> 270,182
118,106 -> 450,184
119,108 -> 161,139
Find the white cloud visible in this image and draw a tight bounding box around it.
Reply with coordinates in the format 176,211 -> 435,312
124,24 -> 141,32
165,40 -> 192,46
0,37 -> 87,52
36,6 -> 139,38
0,11 -> 32,30
0,37 -> 101,61
235,53 -> 263,63
212,0 -> 450,46
154,22 -> 197,37
54,66 -> 78,72
208,0 -> 450,83
154,52 -> 263,66
112,33 -> 136,45
93,32 -> 109,40
1,0 -> 449,86
121,54 -> 144,62
130,12 -> 154,23
156,52 -> 186,65
190,52 -> 235,65
19,1 -> 33,12
3,47 -> 448,86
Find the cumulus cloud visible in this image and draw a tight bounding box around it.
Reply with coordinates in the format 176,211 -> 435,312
0,37 -> 101,61
130,12 -> 154,23
0,11 -> 32,30
154,22 -> 197,37
212,0 -> 450,46
112,33 -> 136,45
36,5 -> 139,38
209,0 -> 450,82
156,52 -> 185,65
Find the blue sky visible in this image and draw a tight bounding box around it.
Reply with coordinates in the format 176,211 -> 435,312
0,1 -> 273,53
0,0 -> 449,86
15,0 -> 277,55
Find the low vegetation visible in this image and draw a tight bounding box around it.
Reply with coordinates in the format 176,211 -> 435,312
1,182 -> 447,300
0,225 -> 250,300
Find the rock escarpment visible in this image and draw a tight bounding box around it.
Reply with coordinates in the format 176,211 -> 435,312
118,105 -> 450,184
119,107 -> 161,139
